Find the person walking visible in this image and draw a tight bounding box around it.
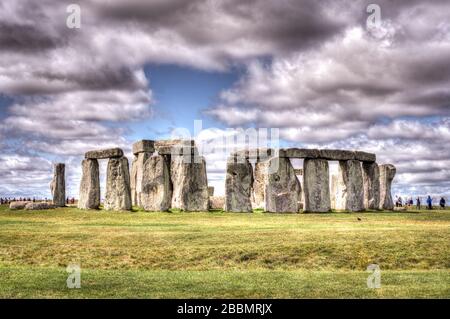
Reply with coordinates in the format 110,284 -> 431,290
440,197 -> 446,209
427,195 -> 433,210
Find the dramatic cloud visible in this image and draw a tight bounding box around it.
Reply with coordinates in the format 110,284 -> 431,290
207,1 -> 450,198
0,0 -> 448,199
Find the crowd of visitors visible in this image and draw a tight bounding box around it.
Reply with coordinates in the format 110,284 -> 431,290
395,195 -> 446,210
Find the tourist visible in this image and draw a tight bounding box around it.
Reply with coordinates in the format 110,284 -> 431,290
440,197 -> 446,209
398,196 -> 403,207
427,195 -> 433,210
416,197 -> 421,210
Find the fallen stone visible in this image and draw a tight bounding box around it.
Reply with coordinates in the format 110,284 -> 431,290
171,155 -> 209,211
24,202 -> 55,210
362,162 -> 380,210
279,148 -> 321,159
85,148 -> 123,159
50,163 -> 65,207
140,155 -> 172,211
9,201 -> 30,210
264,157 -> 301,213
303,159 -> 331,212
132,140 -> 155,155
78,159 -> 101,209
209,196 -> 225,210
394,206 -> 407,211
355,151 -> 376,163
319,149 -> 356,161
225,157 -> 254,212
335,160 -> 364,211
379,164 -> 396,210
104,157 -> 132,211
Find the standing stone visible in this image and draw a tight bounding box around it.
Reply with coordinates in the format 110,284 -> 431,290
330,174 -> 338,210
264,157 -> 301,213
379,164 -> 396,210
104,157 -> 132,211
50,163 -> 65,207
141,155 -> 172,211
225,157 -> 253,212
303,159 -> 331,212
252,159 -> 270,209
335,160 -> 364,212
78,159 -> 100,209
208,186 -> 215,197
130,156 -> 138,206
134,152 -> 151,207
171,154 -> 209,211
362,162 -> 380,210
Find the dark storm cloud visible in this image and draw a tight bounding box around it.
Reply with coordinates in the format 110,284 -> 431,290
93,0 -> 345,54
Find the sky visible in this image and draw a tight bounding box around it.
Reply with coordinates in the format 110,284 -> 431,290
0,0 -> 449,201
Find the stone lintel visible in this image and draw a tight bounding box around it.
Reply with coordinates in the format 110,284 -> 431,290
132,140 -> 155,155
85,148 -> 124,159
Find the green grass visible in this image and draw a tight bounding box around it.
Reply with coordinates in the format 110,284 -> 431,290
0,205 -> 449,298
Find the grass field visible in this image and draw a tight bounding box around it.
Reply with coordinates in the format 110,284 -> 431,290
0,205 -> 449,298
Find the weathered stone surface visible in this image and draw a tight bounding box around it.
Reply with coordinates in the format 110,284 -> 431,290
9,201 -> 29,210
155,140 -> 195,155
209,196 -> 225,210
379,164 -> 396,210
252,159 -> 270,209
355,151 -> 376,163
208,186 -> 215,196
85,148 -> 123,159
140,155 -> 172,211
225,157 -> 253,212
362,162 -> 380,210
279,148 -> 321,159
335,160 -> 364,211
50,163 -> 65,207
171,155 -> 209,211
132,140 -> 155,155
264,157 -> 301,213
130,156 -> 138,206
104,157 -> 132,211
134,152 -> 151,207
303,159 -> 331,212
232,148 -> 275,160
330,174 -> 338,210
319,149 -> 356,161
24,202 -> 55,210
78,159 -> 100,209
